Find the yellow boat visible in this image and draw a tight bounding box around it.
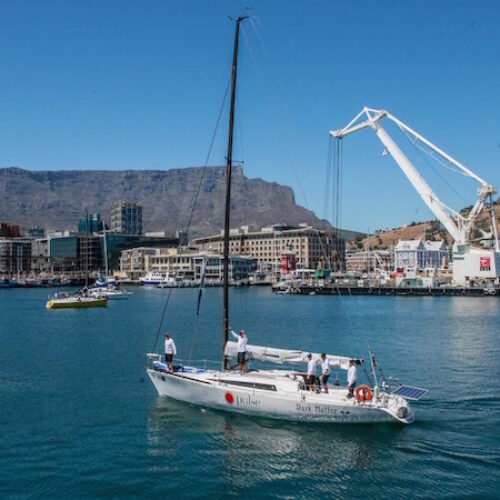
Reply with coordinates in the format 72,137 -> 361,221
46,295 -> 108,309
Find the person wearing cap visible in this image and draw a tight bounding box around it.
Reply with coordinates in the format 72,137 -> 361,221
347,359 -> 357,398
306,353 -> 318,391
164,332 -> 177,373
229,326 -> 248,374
320,353 -> 330,393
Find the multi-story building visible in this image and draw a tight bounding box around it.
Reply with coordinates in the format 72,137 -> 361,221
111,201 -> 142,236
0,223 -> 22,238
31,232 -> 179,275
119,247 -> 159,280
0,238 -> 32,275
192,224 -> 342,271
78,213 -> 107,234
393,239 -> 448,271
31,238 -> 50,273
120,247 -> 254,282
345,249 -> 392,273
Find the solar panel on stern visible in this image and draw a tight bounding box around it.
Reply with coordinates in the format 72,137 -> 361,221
392,385 -> 428,401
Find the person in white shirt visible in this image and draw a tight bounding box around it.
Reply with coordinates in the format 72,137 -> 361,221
320,353 -> 330,394
164,332 -> 177,373
229,326 -> 248,374
307,353 -> 318,391
347,359 -> 357,398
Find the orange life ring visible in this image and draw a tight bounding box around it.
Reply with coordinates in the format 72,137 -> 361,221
355,384 -> 372,403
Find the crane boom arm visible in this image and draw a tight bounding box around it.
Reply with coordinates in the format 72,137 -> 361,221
330,107 -> 497,248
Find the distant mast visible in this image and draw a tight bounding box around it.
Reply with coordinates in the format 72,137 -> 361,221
223,16 -> 247,369
85,207 -> 89,289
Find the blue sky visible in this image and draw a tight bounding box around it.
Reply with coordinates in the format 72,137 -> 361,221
0,1 -> 499,232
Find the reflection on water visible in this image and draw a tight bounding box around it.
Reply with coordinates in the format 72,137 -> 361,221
147,397 -> 407,496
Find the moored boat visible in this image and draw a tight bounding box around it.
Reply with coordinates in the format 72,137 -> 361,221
46,291 -> 108,309
140,271 -> 176,286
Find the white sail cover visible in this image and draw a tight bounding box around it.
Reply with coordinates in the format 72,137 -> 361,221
224,341 -> 362,370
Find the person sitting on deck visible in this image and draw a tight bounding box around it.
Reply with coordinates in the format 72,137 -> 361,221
320,353 -> 330,393
347,359 -> 357,398
307,353 -> 318,391
229,327 -> 248,375
164,332 -> 177,373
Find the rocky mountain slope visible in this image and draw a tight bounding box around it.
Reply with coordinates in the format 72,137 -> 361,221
0,166 -> 357,239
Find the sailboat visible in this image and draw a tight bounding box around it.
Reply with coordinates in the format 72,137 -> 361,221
88,226 -> 131,299
46,209 -> 108,309
146,18 -> 426,424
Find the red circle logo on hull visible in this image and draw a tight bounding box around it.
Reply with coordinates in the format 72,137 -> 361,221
225,392 -> 234,404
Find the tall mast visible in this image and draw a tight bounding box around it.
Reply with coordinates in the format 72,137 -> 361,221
223,16 -> 247,369
85,207 -> 89,289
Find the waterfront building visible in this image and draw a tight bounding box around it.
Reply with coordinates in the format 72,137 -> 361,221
192,223 -> 342,271
345,249 -> 392,273
393,239 -> 448,271
31,238 -> 50,273
120,246 -> 254,282
36,233 -> 178,276
0,222 -> 22,238
119,247 -> 159,280
0,238 -> 32,275
78,213 -> 107,234
111,201 -> 143,236
27,227 -> 44,239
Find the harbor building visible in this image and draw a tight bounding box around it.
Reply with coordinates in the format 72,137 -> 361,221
345,249 -> 392,273
31,233 -> 179,276
393,239 -> 448,272
119,247 -> 254,282
192,224 -> 342,271
119,247 -> 159,280
111,201 -> 143,236
78,213 -> 107,234
27,227 -> 44,239
0,222 -> 22,238
0,238 -> 32,275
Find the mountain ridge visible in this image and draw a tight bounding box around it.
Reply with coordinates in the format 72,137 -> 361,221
0,166 -> 360,239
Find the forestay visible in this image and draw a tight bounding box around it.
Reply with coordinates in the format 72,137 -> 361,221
224,341 -> 363,370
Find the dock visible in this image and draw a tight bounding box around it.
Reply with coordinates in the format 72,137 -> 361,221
274,284 -> 499,297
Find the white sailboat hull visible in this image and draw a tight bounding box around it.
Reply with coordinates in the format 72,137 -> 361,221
146,368 -> 413,424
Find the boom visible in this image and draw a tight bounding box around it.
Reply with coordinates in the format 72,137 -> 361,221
331,107 -> 498,250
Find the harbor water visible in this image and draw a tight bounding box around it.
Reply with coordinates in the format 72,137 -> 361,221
1,287 -> 499,498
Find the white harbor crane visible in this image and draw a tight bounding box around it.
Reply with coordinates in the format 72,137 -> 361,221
331,107 -> 500,286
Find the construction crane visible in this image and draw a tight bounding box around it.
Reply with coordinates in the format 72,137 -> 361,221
331,107 -> 500,286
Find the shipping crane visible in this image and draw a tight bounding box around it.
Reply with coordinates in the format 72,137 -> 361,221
331,107 -> 500,286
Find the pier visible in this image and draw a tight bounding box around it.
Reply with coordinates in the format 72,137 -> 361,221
274,284 -> 499,297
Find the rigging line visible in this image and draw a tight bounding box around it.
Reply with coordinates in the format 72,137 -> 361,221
398,123 -> 469,178
151,287 -> 173,352
248,17 -> 314,191
242,23 -> 332,267
398,126 -> 470,206
240,24 -> 311,213
184,78 -> 231,236
323,137 -> 334,221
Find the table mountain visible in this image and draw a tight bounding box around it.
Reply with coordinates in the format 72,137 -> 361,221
0,166 -> 351,239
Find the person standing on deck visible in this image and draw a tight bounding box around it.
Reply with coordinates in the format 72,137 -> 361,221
164,333 -> 177,373
307,353 -> 318,391
347,359 -> 357,398
320,353 -> 330,393
229,327 -> 248,374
